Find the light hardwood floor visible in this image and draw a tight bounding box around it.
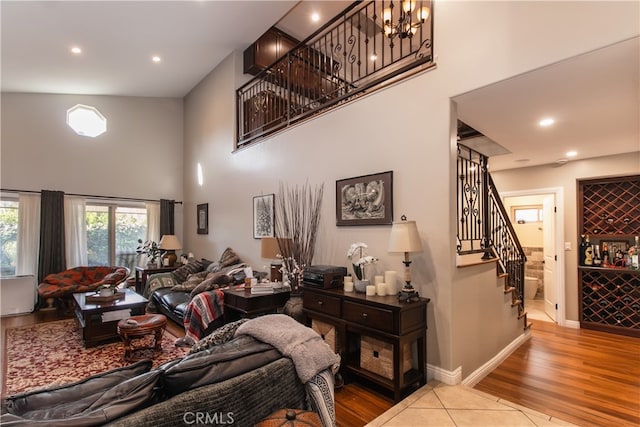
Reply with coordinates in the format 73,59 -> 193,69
475,319 -> 640,427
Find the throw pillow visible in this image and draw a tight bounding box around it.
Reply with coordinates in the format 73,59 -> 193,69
206,261 -> 221,273
218,247 -> 241,268
188,272 -> 232,298
188,318 -> 251,354
171,259 -> 204,284
171,271 -> 207,292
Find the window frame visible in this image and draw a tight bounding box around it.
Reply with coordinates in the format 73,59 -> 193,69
511,205 -> 543,224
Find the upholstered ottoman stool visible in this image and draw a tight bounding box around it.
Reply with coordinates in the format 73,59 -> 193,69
117,314 -> 167,362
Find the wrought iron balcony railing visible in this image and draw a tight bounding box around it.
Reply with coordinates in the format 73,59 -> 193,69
237,0 -> 435,148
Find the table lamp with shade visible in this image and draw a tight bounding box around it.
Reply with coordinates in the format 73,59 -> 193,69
261,237 -> 292,282
388,215 -> 423,302
159,235 -> 182,267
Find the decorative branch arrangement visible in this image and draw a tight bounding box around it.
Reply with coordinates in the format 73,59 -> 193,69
275,181 -> 324,292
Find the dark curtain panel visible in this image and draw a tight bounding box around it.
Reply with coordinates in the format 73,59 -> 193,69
160,199 -> 175,236
38,190 -> 66,282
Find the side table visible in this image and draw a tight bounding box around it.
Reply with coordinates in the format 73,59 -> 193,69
222,287 -> 291,322
134,265 -> 178,295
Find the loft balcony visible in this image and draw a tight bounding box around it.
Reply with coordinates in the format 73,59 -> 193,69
236,0 -> 435,148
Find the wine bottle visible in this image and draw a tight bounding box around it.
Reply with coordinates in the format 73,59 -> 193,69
602,242 -> 610,266
584,235 -> 593,266
632,236 -> 639,270
592,244 -> 602,267
579,235 -> 587,266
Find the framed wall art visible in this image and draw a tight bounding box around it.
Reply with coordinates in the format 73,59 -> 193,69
197,203 -> 208,234
336,171 -> 393,226
253,194 -> 275,238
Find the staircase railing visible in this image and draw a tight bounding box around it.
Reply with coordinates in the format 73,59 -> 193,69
487,174 -> 527,303
237,0 -> 435,148
457,144 -> 527,305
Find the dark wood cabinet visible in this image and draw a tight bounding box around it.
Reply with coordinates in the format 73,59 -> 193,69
302,286 -> 429,401
244,27 -> 299,75
578,175 -> 640,337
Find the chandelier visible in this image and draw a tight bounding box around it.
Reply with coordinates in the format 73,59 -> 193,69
382,0 -> 430,39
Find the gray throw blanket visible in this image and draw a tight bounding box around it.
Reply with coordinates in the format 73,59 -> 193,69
235,314 -> 340,383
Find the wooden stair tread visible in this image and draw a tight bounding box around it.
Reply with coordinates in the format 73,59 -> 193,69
504,286 -> 515,294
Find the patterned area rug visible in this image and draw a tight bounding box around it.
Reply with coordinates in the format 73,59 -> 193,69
3,319 -> 188,396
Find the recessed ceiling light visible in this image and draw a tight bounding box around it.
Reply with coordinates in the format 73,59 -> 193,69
152,55 -> 161,63
311,12 -> 320,22
565,150 -> 577,157
71,46 -> 82,55
539,117 -> 555,127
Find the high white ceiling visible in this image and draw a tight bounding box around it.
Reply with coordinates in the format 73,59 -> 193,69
1,2 -> 638,171
455,37 -> 639,171
0,1 -> 301,97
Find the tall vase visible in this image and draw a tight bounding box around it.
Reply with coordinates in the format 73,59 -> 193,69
283,274 -> 304,322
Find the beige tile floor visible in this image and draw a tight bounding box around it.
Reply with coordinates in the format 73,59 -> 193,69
525,298 -> 555,323
366,381 -> 578,427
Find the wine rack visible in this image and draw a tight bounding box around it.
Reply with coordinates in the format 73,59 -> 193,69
578,175 -> 640,337
579,267 -> 640,337
579,175 -> 640,236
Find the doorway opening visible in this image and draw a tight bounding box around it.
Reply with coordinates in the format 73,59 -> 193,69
501,188 -> 565,325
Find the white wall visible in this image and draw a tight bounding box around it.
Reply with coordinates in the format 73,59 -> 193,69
1,93 -> 185,239
183,1 -> 639,376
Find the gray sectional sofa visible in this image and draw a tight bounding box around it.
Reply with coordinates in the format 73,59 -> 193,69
1,317 -> 337,427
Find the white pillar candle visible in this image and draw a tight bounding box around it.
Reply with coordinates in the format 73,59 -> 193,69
366,285 -> 376,296
344,281 -> 354,292
344,276 -> 353,283
385,271 -> 397,295
376,282 -> 387,296
374,275 -> 384,285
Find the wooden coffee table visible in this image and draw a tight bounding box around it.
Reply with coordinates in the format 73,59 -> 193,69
73,288 -> 148,347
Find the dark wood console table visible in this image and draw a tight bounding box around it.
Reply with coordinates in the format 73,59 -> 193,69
302,286 -> 429,401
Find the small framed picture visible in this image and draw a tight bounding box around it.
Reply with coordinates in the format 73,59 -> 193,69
253,194 -> 275,238
197,203 -> 208,234
336,171 -> 393,226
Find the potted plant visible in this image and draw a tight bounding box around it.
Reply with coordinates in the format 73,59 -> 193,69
136,239 -> 162,267
347,242 -> 378,292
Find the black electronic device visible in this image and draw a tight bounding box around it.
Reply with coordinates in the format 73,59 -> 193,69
302,265 -> 347,289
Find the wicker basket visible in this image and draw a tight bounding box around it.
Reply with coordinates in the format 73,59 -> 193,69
311,319 -> 337,353
360,336 -> 412,380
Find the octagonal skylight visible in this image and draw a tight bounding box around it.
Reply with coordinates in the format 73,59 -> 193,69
66,104 -> 107,137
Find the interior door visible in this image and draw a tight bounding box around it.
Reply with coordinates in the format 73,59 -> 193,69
543,196 -> 557,321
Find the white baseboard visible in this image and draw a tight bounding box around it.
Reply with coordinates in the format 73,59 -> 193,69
563,319 -> 580,329
461,329 -> 532,387
427,364 -> 462,385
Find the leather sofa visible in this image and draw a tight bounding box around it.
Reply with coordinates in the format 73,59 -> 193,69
1,321 -> 336,427
37,266 -> 129,309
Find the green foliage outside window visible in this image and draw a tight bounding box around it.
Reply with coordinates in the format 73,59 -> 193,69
0,201 -> 18,276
